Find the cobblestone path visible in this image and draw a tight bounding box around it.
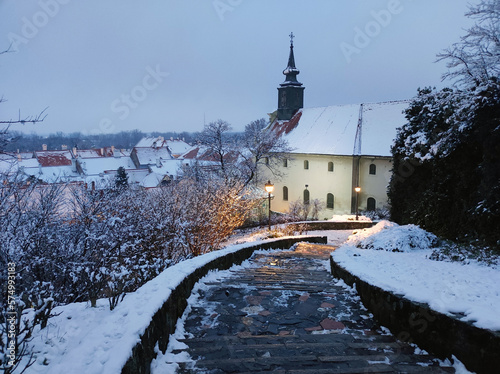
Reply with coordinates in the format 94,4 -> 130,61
170,243 -> 454,373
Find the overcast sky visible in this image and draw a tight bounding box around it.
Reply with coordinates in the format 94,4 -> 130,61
0,0 -> 476,135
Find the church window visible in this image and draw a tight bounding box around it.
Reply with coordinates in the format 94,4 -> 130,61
303,189 -> 310,204
304,160 -> 309,170
369,163 -> 376,175
283,158 -> 288,167
328,162 -> 334,172
327,193 -> 334,209
283,186 -> 289,201
367,197 -> 376,211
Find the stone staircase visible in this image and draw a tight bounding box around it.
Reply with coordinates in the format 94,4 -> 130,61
168,244 -> 454,373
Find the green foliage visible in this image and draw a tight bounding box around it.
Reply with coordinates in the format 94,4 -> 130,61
389,82 -> 500,250
114,167 -> 129,189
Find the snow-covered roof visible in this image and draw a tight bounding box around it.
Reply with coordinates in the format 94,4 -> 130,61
135,136 -> 191,158
76,148 -> 128,159
133,147 -> 173,166
36,150 -> 73,167
139,172 -> 164,188
149,159 -> 181,177
34,165 -> 80,183
165,139 -> 191,157
181,146 -> 239,164
269,101 -> 409,157
79,157 -> 136,176
360,101 -> 409,157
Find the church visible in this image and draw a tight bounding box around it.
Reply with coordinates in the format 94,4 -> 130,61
263,34 -> 409,218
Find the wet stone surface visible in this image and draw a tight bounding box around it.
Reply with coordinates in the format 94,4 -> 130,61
171,243 -> 454,373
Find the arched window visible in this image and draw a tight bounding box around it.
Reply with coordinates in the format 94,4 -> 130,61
283,158 -> 288,167
369,163 -> 376,175
304,160 -> 309,169
328,162 -> 334,172
264,157 -> 269,165
327,193 -> 334,209
303,189 -> 310,204
367,197 -> 376,211
283,186 -> 288,201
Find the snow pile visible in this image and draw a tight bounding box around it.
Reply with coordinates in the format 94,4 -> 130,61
332,222 -> 500,331
346,220 -> 437,252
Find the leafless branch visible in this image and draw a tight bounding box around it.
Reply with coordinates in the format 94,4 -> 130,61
0,107 -> 48,125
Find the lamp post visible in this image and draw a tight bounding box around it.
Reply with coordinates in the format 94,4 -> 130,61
265,180 -> 274,231
355,186 -> 361,221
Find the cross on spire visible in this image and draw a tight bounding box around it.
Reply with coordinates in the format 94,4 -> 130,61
289,32 -> 295,46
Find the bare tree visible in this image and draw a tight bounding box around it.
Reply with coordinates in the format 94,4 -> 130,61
240,118 -> 292,186
437,0 -> 500,87
198,119 -> 235,180
1,45 -> 47,154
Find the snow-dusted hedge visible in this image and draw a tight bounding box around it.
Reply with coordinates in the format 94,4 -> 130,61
0,177 -> 256,372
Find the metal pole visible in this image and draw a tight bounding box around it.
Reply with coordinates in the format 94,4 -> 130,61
355,190 -> 359,221
268,192 -> 272,231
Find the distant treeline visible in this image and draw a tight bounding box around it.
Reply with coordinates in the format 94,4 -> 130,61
3,130 -> 203,152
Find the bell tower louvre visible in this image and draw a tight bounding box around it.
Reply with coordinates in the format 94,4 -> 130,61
277,32 -> 305,121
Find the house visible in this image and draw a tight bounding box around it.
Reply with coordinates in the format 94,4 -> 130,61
32,149 -> 80,183
130,136 -> 191,184
0,140 -> 182,189
73,147 -> 147,189
262,35 -> 408,218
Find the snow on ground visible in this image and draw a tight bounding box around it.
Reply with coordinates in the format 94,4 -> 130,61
304,229 -> 352,247
332,221 -> 500,331
330,214 -> 372,222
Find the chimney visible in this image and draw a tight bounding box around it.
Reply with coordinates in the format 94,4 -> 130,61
42,144 -> 47,151
73,147 -> 78,157
156,158 -> 161,168
17,153 -> 22,162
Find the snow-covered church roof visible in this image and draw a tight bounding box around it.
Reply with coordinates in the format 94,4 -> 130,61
269,101 -> 409,157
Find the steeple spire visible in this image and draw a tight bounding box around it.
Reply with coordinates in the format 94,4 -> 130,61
282,32 -> 302,87
277,32 -> 305,121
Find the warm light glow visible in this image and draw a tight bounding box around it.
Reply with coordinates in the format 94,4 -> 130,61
355,187 -> 361,193
265,180 -> 274,193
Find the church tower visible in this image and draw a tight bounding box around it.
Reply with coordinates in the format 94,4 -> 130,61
277,32 -> 305,121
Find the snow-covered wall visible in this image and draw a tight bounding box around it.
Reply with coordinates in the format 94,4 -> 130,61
330,257 -> 500,374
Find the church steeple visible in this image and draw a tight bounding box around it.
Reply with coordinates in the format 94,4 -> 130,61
282,32 -> 301,86
277,32 -> 305,120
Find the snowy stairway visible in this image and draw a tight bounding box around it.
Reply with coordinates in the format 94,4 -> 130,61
167,245 -> 454,373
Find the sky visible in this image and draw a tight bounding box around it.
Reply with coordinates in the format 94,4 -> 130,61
0,0 -> 477,135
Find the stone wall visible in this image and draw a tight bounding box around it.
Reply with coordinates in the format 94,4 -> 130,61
121,236 -> 327,374
290,220 -> 374,231
330,257 -> 500,374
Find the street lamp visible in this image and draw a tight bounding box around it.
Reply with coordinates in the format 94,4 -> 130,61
265,180 -> 274,231
355,186 -> 361,221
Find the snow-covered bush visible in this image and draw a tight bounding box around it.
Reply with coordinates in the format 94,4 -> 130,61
389,0 -> 500,251
347,221 -> 438,252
